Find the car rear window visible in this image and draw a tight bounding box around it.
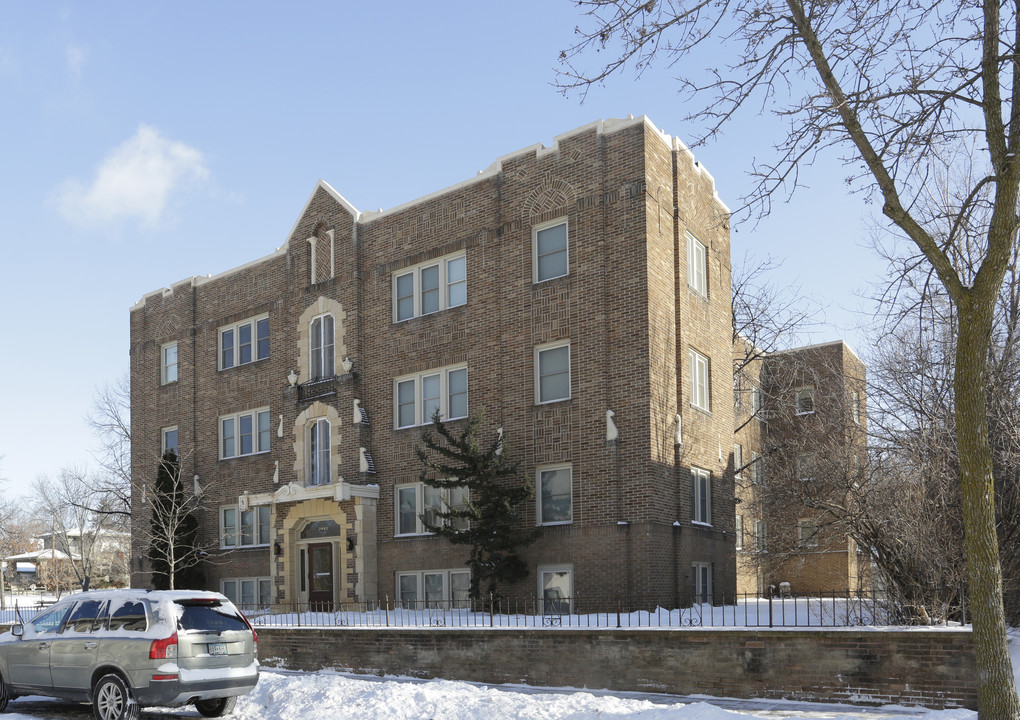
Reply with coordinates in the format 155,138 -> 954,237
175,600 -> 249,633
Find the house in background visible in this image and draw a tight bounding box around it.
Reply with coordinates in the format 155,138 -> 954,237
129,115 -> 863,610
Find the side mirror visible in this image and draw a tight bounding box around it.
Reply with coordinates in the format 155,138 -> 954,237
11,624 -> 23,638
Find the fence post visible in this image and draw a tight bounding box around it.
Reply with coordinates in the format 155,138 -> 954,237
489,593 -> 494,628
385,595 -> 390,628
768,586 -> 774,629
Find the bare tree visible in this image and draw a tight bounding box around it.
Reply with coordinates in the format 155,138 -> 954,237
84,375 -> 132,521
146,451 -> 208,590
560,1 -> 1020,713
33,467 -> 128,592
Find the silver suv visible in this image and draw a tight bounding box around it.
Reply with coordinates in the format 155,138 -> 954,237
0,589 -> 259,720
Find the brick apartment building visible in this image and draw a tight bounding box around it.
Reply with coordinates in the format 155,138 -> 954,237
734,341 -> 869,596
129,115 -> 841,610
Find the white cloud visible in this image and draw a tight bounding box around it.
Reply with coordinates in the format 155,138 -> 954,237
57,124 -> 209,229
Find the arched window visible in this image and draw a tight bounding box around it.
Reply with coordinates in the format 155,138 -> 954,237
308,418 -> 331,486
310,314 -> 335,380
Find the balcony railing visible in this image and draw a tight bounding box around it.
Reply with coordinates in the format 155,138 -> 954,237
297,373 -> 353,403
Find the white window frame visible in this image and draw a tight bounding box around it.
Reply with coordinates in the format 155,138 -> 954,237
307,418 -> 331,486
795,386 -> 816,415
219,504 -> 271,549
219,407 -> 271,459
751,450 -> 762,484
692,467 -> 712,525
218,314 -> 269,371
221,577 -> 273,607
395,569 -> 471,608
161,426 -> 178,457
692,562 -> 713,604
392,251 -> 467,322
537,464 -> 572,526
393,364 -> 468,429
753,519 -> 767,552
309,313 -> 335,380
686,232 -> 708,298
734,444 -> 743,480
798,518 -> 819,547
535,341 -> 571,404
689,348 -> 711,412
852,391 -> 861,425
394,482 -> 468,536
532,217 -> 569,283
797,453 -> 815,482
161,342 -> 178,385
735,514 -> 744,551
538,565 -> 573,613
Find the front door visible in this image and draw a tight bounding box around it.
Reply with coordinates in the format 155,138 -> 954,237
308,542 -> 334,610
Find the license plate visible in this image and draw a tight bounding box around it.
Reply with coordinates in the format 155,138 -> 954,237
208,642 -> 227,656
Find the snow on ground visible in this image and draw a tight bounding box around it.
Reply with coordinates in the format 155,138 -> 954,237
0,599 -> 1015,720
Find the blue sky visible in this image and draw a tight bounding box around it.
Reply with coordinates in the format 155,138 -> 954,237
0,2 -> 880,494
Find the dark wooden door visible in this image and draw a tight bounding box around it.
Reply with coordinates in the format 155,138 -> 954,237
308,542 -> 333,611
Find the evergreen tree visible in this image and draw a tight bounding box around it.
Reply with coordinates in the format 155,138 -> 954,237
148,451 -> 204,590
417,412 -> 539,599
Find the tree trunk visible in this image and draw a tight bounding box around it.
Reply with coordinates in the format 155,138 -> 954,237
956,303 -> 1020,720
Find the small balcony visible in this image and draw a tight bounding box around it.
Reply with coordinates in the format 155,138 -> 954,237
297,373 -> 354,403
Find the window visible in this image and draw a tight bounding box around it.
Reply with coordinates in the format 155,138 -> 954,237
162,426 -> 178,457
308,418 -> 331,486
852,391 -> 861,424
161,342 -> 178,384
533,219 -> 568,283
220,504 -> 271,548
393,252 -> 467,322
535,342 -> 571,404
734,444 -> 743,480
750,383 -> 762,414
689,348 -> 710,411
220,408 -> 271,459
751,450 -> 762,484
687,232 -> 708,298
219,315 -> 269,370
395,569 -> 470,608
310,314 -> 335,380
395,483 -> 468,536
795,386 -> 815,415
221,577 -> 273,607
753,519 -> 767,552
692,467 -> 712,525
735,514 -> 744,550
539,566 -> 572,614
692,562 -> 712,604
537,465 -> 572,525
393,365 -> 468,428
797,453 -> 815,482
798,518 -> 819,547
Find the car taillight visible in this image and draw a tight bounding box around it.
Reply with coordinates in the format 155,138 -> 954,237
237,609 -> 258,656
150,632 -> 178,660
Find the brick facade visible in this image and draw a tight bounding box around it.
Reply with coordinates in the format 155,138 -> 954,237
129,116 -> 757,608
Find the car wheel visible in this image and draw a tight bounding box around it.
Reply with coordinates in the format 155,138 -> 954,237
92,674 -> 139,720
195,696 -> 237,717
0,670 -> 8,712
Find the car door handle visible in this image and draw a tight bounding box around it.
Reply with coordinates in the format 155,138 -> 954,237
37,642 -> 50,650
84,642 -> 98,649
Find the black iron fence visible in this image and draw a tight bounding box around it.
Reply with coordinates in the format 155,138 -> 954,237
235,590 -> 968,630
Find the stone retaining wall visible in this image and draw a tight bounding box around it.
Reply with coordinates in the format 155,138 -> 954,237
256,627 -> 977,709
